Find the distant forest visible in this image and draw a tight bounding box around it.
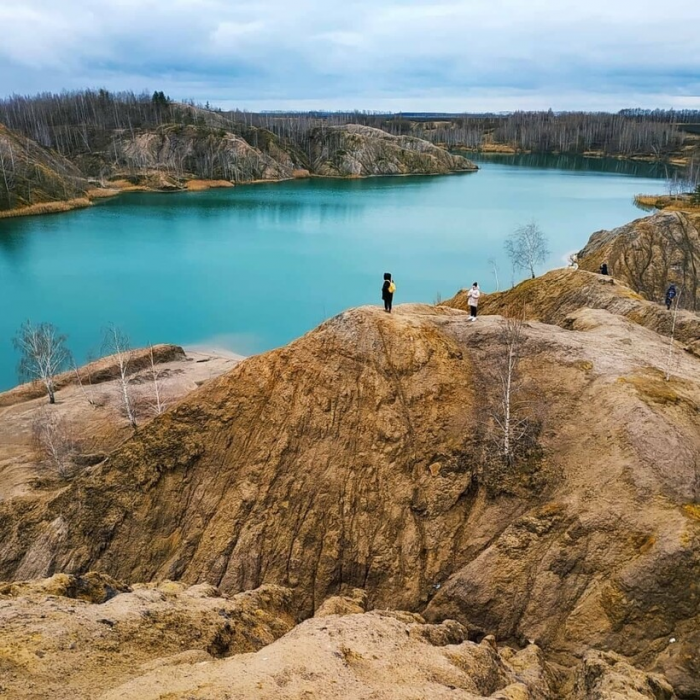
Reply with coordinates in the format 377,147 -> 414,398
0,89 -> 699,178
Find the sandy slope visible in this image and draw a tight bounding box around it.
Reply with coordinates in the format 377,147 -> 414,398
0,346 -> 241,502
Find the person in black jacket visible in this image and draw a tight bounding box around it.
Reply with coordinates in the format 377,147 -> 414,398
665,284 -> 677,310
600,263 -> 609,276
382,272 -> 394,313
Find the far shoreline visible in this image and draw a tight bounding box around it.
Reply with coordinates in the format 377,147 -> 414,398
0,167 -> 478,221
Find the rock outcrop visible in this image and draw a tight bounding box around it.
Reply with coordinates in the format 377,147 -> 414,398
576,211 -> 700,311
310,124 -> 477,177
1,290 -> 698,694
90,124 -> 303,186
0,574 -> 296,699
0,343 -> 185,409
0,124 -> 89,214
0,574 -> 680,699
102,610 -> 560,700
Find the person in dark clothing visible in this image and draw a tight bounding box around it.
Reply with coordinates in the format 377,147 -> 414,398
382,272 -> 395,313
600,263 -> 609,276
665,284 -> 677,310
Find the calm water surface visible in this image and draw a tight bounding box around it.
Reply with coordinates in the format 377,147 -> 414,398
0,155 -> 669,390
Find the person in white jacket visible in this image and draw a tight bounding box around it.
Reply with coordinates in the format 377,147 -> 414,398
467,282 -> 480,321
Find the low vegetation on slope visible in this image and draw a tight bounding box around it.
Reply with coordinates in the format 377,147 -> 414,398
0,124 -> 88,214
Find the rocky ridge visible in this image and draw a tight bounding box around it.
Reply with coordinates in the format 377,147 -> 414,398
0,574 -> 681,699
445,267 -> 700,350
0,573 -> 296,699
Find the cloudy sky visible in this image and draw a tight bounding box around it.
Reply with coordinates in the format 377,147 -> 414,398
1,0 -> 699,112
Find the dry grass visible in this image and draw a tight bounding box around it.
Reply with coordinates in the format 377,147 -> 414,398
480,142 -> 517,154
104,179 -> 152,192
682,504 -> 700,521
617,369 -> 694,408
634,194 -> 700,212
0,198 -> 92,219
86,188 -> 122,199
185,180 -> 234,191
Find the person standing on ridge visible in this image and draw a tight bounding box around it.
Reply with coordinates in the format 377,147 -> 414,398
382,273 -> 395,313
600,263 -> 609,276
467,282 -> 481,321
665,284 -> 677,310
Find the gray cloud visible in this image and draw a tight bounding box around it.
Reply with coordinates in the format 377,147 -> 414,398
0,0 -> 698,110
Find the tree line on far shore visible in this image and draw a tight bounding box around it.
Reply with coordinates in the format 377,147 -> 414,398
1,90 -> 699,175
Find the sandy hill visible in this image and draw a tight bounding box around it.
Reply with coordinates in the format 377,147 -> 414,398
575,211 -> 700,312
309,124 -> 478,177
0,345 -> 239,503
445,267 -> 700,351
1,276 -> 699,696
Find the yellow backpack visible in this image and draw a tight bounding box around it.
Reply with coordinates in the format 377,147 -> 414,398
388,281 -> 396,294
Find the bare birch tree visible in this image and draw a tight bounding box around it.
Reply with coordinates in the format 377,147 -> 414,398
149,344 -> 165,416
13,321 -> 70,403
102,324 -> 137,429
505,222 -> 550,279
0,144 -> 16,209
491,316 -> 530,463
488,257 -> 500,291
70,353 -> 97,407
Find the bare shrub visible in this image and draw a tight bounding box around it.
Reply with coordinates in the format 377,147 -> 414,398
70,354 -> 98,407
32,408 -> 78,479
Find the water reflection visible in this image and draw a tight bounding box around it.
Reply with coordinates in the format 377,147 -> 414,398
97,182 -> 367,227
0,227 -> 27,263
468,152 -> 680,179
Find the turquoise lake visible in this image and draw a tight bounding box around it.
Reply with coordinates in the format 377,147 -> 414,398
0,155 -> 672,391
